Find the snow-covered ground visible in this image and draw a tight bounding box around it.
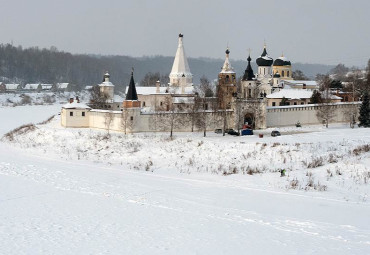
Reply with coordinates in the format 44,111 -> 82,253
1,105 -> 370,254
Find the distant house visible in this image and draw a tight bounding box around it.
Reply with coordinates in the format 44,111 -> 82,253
5,83 -> 21,92
24,83 -> 42,92
55,83 -> 72,92
41,84 -> 53,91
84,85 -> 93,90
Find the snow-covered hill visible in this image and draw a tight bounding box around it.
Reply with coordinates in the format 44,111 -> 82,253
0,106 -> 370,254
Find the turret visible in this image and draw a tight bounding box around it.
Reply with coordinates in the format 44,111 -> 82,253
123,69 -> 141,108
217,47 -> 237,109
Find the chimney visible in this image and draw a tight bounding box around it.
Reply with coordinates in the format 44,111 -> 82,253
69,98 -> 74,103
76,96 -> 80,103
156,80 -> 160,93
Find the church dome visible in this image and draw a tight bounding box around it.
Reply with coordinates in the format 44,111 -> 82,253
256,47 -> 273,66
273,72 -> 281,78
273,56 -> 291,66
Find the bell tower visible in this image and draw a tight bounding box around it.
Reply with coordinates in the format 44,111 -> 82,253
217,48 -> 237,109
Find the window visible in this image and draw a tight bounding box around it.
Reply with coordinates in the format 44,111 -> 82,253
294,102 -> 297,105
301,102 -> 304,105
272,102 -> 276,106
282,70 -> 285,77
287,71 -> 290,77
70,112 -> 73,116
130,116 -> 134,121
82,112 -> 85,117
143,101 -> 146,107
160,102 -> 163,106
248,89 -> 251,98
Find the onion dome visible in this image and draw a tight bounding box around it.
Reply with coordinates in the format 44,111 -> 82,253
273,55 -> 291,66
242,54 -> 255,81
273,72 -> 281,78
256,46 -> 273,66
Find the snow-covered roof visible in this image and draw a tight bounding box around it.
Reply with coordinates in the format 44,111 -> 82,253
284,80 -> 318,87
267,89 -> 314,99
99,81 -> 114,87
5,84 -> 20,90
114,94 -> 124,102
24,84 -> 40,90
172,97 -> 194,104
62,101 -> 91,109
84,86 -> 93,90
169,34 -> 192,79
321,91 -> 342,100
127,86 -> 194,95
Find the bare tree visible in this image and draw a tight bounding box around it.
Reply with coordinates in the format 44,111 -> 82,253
89,85 -> 109,109
156,95 -> 185,138
104,111 -> 115,135
121,108 -> 134,135
195,97 -> 214,137
316,75 -> 336,128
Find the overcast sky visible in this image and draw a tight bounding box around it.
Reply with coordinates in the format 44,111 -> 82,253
1,0 -> 369,66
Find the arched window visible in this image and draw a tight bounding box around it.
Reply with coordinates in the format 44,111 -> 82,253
287,71 -> 290,77
225,75 -> 229,82
264,68 -> 266,75
282,70 -> 285,77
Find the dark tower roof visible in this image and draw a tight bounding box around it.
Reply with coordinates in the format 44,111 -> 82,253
242,54 -> 255,81
273,72 -> 281,78
125,70 -> 138,101
256,46 -> 273,66
273,56 -> 291,66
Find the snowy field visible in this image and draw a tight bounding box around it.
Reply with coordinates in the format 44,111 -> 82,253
1,105 -> 370,254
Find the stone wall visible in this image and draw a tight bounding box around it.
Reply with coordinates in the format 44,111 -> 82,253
266,102 -> 360,127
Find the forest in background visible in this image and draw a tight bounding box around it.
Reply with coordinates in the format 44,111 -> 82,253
0,44 -> 337,91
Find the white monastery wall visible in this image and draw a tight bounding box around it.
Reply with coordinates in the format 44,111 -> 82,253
266,102 -> 360,127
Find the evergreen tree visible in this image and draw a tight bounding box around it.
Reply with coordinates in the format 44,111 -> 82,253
358,92 -> 370,127
310,90 -> 322,104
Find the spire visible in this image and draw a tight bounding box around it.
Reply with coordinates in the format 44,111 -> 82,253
169,33 -> 192,83
243,52 -> 255,81
221,47 -> 234,73
125,68 -> 138,101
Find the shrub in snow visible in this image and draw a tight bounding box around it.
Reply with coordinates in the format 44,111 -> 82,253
307,156 -> 324,168
3,123 -> 36,141
352,144 -> 370,156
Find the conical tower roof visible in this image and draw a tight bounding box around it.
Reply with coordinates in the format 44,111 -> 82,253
220,47 -> 235,74
125,69 -> 138,101
242,54 -> 255,81
169,34 -> 192,78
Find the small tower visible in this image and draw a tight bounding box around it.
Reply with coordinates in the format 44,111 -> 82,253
123,69 -> 141,108
256,44 -> 273,96
99,71 -> 114,102
169,33 -> 193,93
241,52 -> 257,98
217,47 -> 237,109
